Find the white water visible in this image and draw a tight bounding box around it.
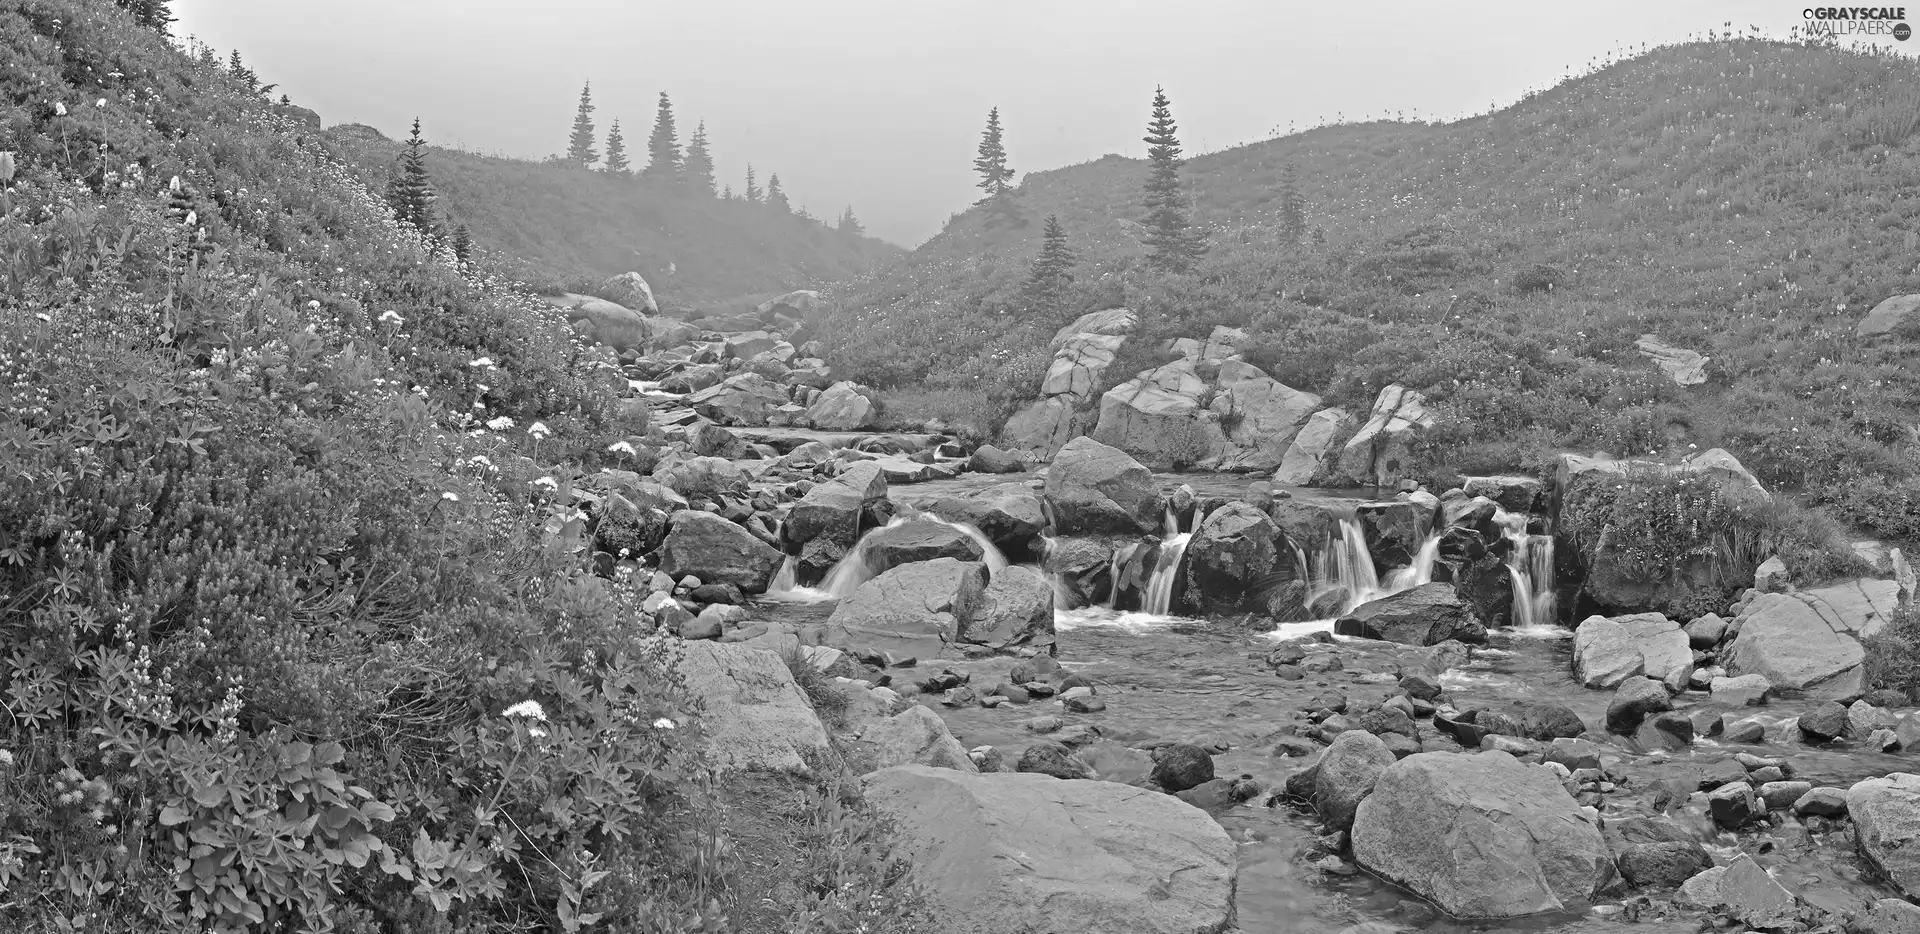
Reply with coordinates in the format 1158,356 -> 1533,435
1142,505 -> 1191,616
1301,509 -> 1441,616
1495,507 -> 1558,631
764,511 -> 1011,603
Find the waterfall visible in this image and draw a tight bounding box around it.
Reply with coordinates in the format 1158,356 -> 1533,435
1142,506 -> 1192,616
764,554 -> 834,604
816,515 -> 909,598
774,512 -> 1012,603
919,515 -> 1010,576
1106,542 -> 1140,608
1300,507 -> 1441,616
1496,508 -> 1558,629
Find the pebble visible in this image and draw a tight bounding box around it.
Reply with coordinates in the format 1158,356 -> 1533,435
1064,695 -> 1106,713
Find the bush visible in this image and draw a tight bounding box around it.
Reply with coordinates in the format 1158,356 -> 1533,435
1864,605 -> 1920,701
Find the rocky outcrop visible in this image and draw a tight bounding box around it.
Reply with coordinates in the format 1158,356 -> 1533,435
1094,358 -> 1223,469
860,765 -> 1237,934
1351,751 -> 1614,918
1860,294 -> 1920,340
1572,613 -> 1691,691
536,293 -> 649,353
1335,583 -> 1487,645
1333,385 -> 1434,487
1849,773 -> 1920,897
1003,308 -> 1137,454
964,566 -> 1056,653
805,381 -> 879,430
826,558 -> 988,657
1211,361 -> 1322,470
1044,437 -> 1160,536
1727,590 -> 1870,694
1635,334 -> 1709,386
676,642 -> 830,772
783,462 -> 892,582
1183,503 -> 1281,614
601,271 -> 659,314
1272,408 -> 1353,486
687,372 -> 789,426
659,511 -> 783,593
862,705 -> 977,772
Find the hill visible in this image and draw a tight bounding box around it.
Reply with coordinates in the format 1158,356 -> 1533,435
0,3 -> 914,931
326,126 -> 904,308
820,36 -> 1920,543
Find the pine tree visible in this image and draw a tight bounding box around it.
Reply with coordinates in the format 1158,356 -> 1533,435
973,107 -> 1022,226
643,92 -> 681,184
603,120 -> 630,174
451,224 -> 473,265
567,82 -> 598,167
227,50 -> 258,93
1023,214 -> 1077,312
683,121 -> 715,196
765,173 -> 790,213
114,0 -> 173,34
386,117 -> 436,236
744,165 -> 762,203
837,206 -> 864,237
1142,86 -> 1203,272
1278,161 -> 1306,242
721,184 -> 734,200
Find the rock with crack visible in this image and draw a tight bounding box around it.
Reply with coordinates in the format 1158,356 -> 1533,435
860,764 -> 1237,934
1634,334 -> 1709,386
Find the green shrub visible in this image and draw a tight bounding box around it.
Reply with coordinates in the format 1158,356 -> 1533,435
1864,605 -> 1920,702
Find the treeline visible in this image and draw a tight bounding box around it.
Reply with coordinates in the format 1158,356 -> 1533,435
560,83 -> 867,238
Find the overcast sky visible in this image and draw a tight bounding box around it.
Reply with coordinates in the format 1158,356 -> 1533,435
176,2 -> 1854,246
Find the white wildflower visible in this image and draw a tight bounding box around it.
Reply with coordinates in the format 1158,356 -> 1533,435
377,310 -> 404,326
607,441 -> 636,455
527,724 -> 548,739
53,102 -> 66,116
504,700 -> 548,721
307,300 -> 321,310
651,718 -> 676,730
441,492 -> 460,503
95,98 -> 105,108
532,476 -> 559,492
469,357 -> 495,368
183,210 -> 196,226
168,175 -> 182,193
485,415 -> 514,431
34,312 -> 50,323
528,422 -> 551,440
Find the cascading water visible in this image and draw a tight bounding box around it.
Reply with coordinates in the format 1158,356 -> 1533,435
1142,506 -> 1191,616
765,511 -> 1013,604
1495,507 -> 1557,630
1300,507 -> 1440,616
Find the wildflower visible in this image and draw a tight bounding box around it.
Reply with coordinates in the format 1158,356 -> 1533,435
469,455 -> 493,467
441,492 -> 460,503
528,422 -> 551,440
0,749 -> 13,768
377,310 -> 404,326
469,357 -> 495,368
183,210 -> 196,226
652,717 -> 676,730
168,175 -> 182,193
504,700 -> 548,721
607,441 -> 636,455
307,300 -> 321,310
34,312 -> 50,323
485,415 -> 514,431
527,724 -> 548,739
95,98 -> 105,108
53,102 -> 66,116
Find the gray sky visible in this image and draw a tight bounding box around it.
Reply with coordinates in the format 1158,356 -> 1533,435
176,2 -> 1839,246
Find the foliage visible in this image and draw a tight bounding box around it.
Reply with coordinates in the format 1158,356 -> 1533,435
1021,214 -> 1075,314
766,173 -> 789,214
643,93 -> 680,184
1142,86 -> 1202,272
1160,415 -> 1215,471
566,83 -> 598,168
1864,604 -> 1920,701
386,117 -> 436,235
682,121 -> 714,197
973,107 -> 1020,228
601,120 -> 629,175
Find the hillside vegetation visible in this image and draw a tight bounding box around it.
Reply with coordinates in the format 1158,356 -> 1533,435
0,3 -> 914,931
328,130 -> 903,308
821,37 -> 1920,542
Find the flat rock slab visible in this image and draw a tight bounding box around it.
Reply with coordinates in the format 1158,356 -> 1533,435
860,765 -> 1236,934
676,642 -> 829,773
1728,591 -> 1869,694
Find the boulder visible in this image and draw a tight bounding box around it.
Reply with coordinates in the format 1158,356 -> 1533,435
963,566 -> 1056,653
863,705 -> 978,772
1860,294 -> 1920,340
1617,840 -> 1712,888
859,764 -> 1236,934
1799,701 -> 1850,741
676,642 -> 830,772
722,330 -> 781,361
1273,408 -> 1353,486
1851,772 -> 1920,897
687,372 -> 789,426
1571,615 -> 1644,688
536,293 -> 649,352
967,444 -> 1027,474
601,271 -> 659,313
806,381 -> 879,430
1183,503 -> 1281,614
756,289 -> 821,318
1335,583 -> 1487,646
1149,744 -> 1216,794
1728,591 -> 1868,694
1002,396 -> 1083,456
1094,359 -> 1223,468
1005,309 -> 1138,456
659,511 -> 783,593
862,518 -> 986,574
1674,854 -> 1798,929
1634,334 -> 1709,386
1351,751 -> 1614,918
926,483 -> 1048,558
826,558 -> 988,657
1710,673 -> 1772,706
1044,437 -> 1160,535
1334,385 -> 1434,487
1605,677 -> 1672,734
1460,476 -> 1545,513
1209,362 -> 1322,470
1315,730 -> 1397,832
784,462 -> 891,581
1861,898 -> 1920,934
1685,613 -> 1728,648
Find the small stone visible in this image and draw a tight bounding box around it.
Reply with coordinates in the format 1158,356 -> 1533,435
1798,701 -> 1849,741
1016,742 -> 1093,779
1149,743 -> 1216,793
1545,737 -> 1603,771
1398,672 -> 1443,700
1871,727 -> 1903,751
1720,716 -> 1767,744
1064,695 -> 1106,713
1793,786 -> 1848,817
1757,780 -> 1813,810
1734,752 -> 1790,774
1605,677 -> 1672,733
1710,673 -> 1771,706
1300,653 -> 1343,673
1023,715 -> 1064,734
1708,781 -> 1757,828
1617,840 -> 1713,888
1749,766 -> 1786,784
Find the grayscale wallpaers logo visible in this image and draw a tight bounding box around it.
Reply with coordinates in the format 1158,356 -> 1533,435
1804,6 -> 1911,39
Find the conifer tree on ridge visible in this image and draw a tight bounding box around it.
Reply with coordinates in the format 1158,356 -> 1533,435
643,92 -> 682,184
1023,214 -> 1076,312
974,106 -> 1022,227
683,120 -> 715,196
1142,85 -> 1203,271
567,82 -> 598,167
387,117 -> 437,236
603,119 -> 630,174
766,173 -> 790,213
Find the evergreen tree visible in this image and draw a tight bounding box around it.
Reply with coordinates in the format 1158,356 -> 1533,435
603,120 -> 630,174
451,224 -> 473,265
227,50 -> 258,93
642,92 -> 682,184
837,206 -> 864,237
721,183 -> 734,200
114,0 -> 173,34
1278,161 -> 1306,242
744,165 -> 761,203
567,82 -> 598,167
683,120 -> 715,196
1142,86 -> 1203,272
973,106 -> 1022,226
1022,214 -> 1077,311
386,117 -> 436,236
765,173 -> 790,213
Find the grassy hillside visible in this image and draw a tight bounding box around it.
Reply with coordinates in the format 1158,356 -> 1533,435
329,130 -> 903,308
0,3 -> 914,931
821,36 -> 1920,543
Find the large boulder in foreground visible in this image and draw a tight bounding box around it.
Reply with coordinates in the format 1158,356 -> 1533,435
1352,751 -> 1614,918
1335,583 -> 1487,645
1848,772 -> 1920,897
860,765 -> 1236,934
927,483 -> 1049,559
826,558 -> 988,657
862,517 -> 987,575
963,565 -> 1056,653
1044,436 -> 1160,535
1183,502 -> 1281,614
676,642 -> 830,773
1727,591 -> 1867,695
536,292 -> 649,352
784,461 -> 892,582
659,511 -> 783,593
